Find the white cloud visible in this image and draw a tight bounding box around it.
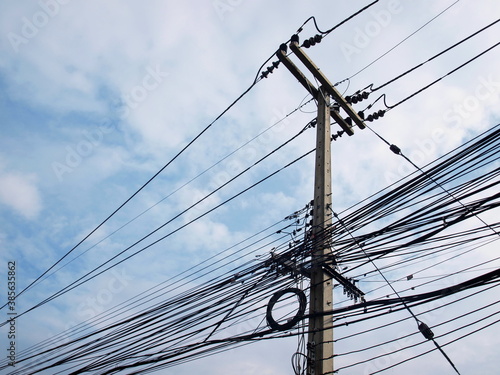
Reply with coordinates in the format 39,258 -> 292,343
0,168 -> 42,219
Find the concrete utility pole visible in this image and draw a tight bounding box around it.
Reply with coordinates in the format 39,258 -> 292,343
308,87 -> 334,375
276,35 -> 366,374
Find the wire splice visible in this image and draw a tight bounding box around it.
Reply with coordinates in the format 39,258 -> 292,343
389,144 -> 402,155
418,321 -> 435,340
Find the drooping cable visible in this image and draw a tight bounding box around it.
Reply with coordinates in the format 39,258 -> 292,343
331,209 -> 461,374
363,122 -> 499,237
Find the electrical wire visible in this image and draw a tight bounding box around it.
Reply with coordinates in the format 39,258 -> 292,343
347,0 -> 461,80
362,122 -> 499,237
27,96 -> 316,293
384,41 -> 500,110
6,8 -> 500,372
370,18 -> 500,92
331,210 -> 462,374
0,123 -> 317,327
296,1 -> 380,37
0,79 -> 262,312
5,124 -> 499,374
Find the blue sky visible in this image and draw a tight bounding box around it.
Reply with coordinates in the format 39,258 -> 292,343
0,0 -> 499,374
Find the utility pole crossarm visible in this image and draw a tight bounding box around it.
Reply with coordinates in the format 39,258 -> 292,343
276,44 -> 319,98
323,264 -> 365,302
329,106 -> 354,136
275,44 -> 354,136
289,40 -> 366,130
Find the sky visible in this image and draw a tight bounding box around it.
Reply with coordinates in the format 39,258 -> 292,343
0,0 -> 499,374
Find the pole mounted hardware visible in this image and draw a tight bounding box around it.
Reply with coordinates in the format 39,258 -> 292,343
275,35 -> 367,136
323,264 -> 365,303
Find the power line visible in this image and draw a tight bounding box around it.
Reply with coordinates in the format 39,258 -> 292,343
0,126 -> 316,326
25,97 -> 316,294
8,6 -> 500,373
363,122 -> 499,237
4,218 -> 293,366
6,123 -> 499,374
384,41 -> 500,110
0,79 -> 261,312
347,0 -> 461,80
11,4 -> 387,306
371,17 -> 500,92
297,1 -> 380,37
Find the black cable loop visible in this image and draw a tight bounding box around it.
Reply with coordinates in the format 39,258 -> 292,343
266,288 -> 307,331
